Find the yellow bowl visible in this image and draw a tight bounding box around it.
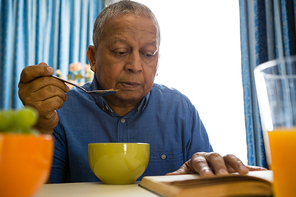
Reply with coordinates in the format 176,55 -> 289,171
0,133 -> 53,197
88,143 -> 150,184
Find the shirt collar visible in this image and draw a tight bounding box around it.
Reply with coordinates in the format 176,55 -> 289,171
138,91 -> 150,112
89,77 -> 151,115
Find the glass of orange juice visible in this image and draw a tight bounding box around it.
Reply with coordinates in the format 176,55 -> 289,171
254,55 -> 296,197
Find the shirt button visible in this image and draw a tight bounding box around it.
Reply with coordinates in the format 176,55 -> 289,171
121,118 -> 126,123
161,154 -> 166,160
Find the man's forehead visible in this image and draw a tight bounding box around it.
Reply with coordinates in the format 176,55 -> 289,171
102,14 -> 159,41
106,36 -> 158,46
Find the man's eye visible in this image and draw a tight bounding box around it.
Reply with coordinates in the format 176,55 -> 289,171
118,51 -> 126,55
141,49 -> 157,58
113,49 -> 128,56
145,53 -> 153,57
142,52 -> 155,58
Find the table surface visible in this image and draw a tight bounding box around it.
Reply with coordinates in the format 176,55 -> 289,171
33,182 -> 158,197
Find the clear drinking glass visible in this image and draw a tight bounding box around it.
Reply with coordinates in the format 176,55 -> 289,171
254,55 -> 296,197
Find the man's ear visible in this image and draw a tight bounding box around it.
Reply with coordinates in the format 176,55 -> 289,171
87,45 -> 97,72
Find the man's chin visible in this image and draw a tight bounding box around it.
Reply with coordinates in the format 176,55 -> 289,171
105,91 -> 145,102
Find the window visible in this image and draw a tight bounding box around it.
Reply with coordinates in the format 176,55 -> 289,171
137,0 -> 247,163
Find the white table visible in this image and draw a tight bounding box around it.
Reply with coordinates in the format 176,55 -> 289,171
33,182 -> 158,197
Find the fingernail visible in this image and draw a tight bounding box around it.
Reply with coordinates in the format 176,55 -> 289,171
201,168 -> 213,177
239,165 -> 249,174
47,66 -> 54,74
218,169 -> 228,175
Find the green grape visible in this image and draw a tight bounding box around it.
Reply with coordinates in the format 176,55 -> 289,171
0,110 -> 15,131
0,107 -> 39,134
14,107 -> 39,129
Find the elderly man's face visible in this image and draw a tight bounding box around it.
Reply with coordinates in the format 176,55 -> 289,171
90,14 -> 159,104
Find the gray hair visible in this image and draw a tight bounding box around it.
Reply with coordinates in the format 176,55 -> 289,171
92,0 -> 160,48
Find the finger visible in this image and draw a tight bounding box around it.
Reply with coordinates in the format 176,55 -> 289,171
247,165 -> 267,171
223,154 -> 249,175
20,75 -> 69,93
226,165 -> 267,174
28,83 -> 68,102
166,161 -> 196,176
191,153 -> 214,177
25,96 -> 65,118
34,110 -> 59,135
19,63 -> 54,84
19,76 -> 69,103
205,152 -> 229,175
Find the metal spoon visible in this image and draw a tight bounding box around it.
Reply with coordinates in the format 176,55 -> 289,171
51,75 -> 118,96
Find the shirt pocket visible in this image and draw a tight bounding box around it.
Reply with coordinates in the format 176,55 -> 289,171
138,151 -> 184,180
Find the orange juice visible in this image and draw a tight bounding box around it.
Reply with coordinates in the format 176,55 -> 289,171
268,128 -> 296,197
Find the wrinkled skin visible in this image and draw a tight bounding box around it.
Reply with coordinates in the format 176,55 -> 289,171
166,152 -> 266,177
18,63 -> 69,134
87,14 -> 159,116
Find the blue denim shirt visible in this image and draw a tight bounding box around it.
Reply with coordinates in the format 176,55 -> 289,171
50,78 -> 213,183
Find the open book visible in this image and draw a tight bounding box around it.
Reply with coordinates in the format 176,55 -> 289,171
139,170 -> 273,197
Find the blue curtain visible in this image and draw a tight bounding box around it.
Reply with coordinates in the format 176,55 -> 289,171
0,0 -> 104,110
239,0 -> 296,167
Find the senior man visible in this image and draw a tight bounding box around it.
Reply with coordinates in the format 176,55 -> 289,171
18,0 -> 263,183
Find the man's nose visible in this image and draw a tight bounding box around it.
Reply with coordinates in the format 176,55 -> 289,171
124,51 -> 143,73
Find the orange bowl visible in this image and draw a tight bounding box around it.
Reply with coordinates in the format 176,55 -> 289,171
0,133 -> 53,197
